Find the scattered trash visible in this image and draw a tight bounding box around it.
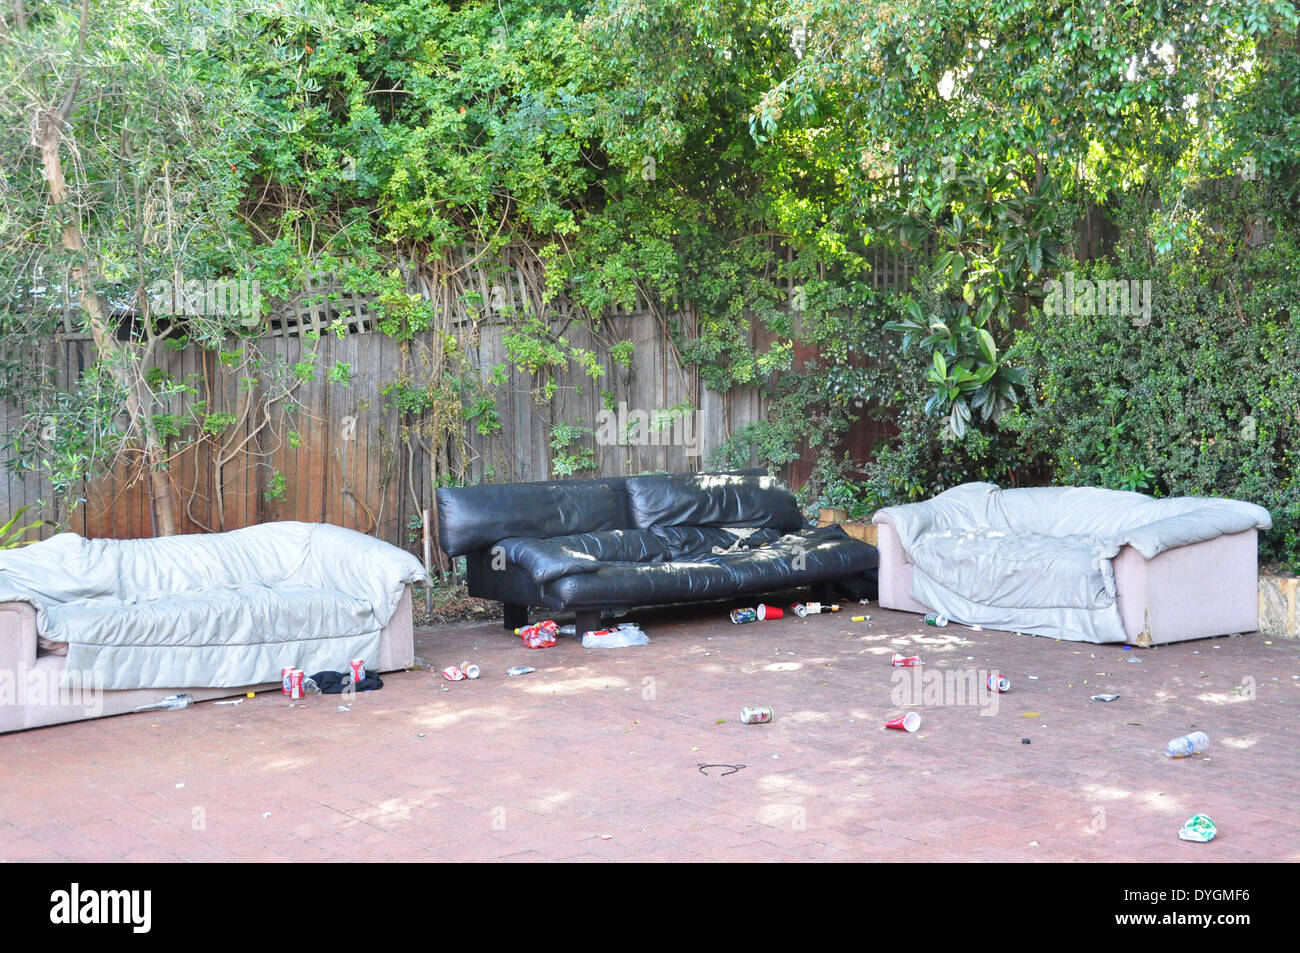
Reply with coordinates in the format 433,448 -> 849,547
262,812 -> 272,819
417,733 -> 426,738
600,835 -> 613,841
1027,675 -> 1039,680
1165,731 -> 1210,758
459,660 -> 481,679
409,655 -> 430,671
740,706 -> 774,725
281,666 -> 294,695
349,659 -> 366,684
1091,694 -> 1121,702
516,620 -> 559,649
175,783 -> 185,789
338,705 -> 350,712
733,603 -> 780,624
1127,657 -> 1142,663
964,623 -> 984,631
885,712 -> 922,732
986,674 -> 1010,693
1178,814 -> 1217,843
698,763 -> 746,776
506,666 -> 536,677
1122,645 -> 1133,651
289,669 -> 305,699
442,666 -> 466,681
792,602 -> 840,617
132,693 -> 192,713
246,692 -> 256,699
858,598 -> 870,605
851,615 -> 868,622
583,622 -> 649,648
1021,738 -> 1031,744
891,653 -> 920,667
1022,712 -> 1041,718
923,612 -> 949,627
215,699 -> 243,706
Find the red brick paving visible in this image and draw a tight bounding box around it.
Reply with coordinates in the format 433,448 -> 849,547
2,602 -> 1298,862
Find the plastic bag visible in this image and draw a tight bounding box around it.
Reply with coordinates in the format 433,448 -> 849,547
518,620 -> 559,649
582,623 -> 649,648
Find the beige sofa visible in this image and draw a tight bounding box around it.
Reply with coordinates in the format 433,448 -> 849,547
0,587 -> 414,734
873,483 -> 1268,645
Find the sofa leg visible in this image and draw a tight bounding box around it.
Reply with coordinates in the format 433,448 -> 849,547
574,609 -> 603,635
503,602 -> 529,631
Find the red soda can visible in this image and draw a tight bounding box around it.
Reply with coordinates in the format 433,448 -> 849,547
289,669 -> 304,700
281,667 -> 294,695
891,653 -> 920,667
350,659 -> 366,684
987,673 -> 1010,693
740,706 -> 773,725
442,666 -> 466,681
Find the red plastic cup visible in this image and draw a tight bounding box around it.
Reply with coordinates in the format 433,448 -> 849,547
757,604 -> 783,620
885,712 -> 921,732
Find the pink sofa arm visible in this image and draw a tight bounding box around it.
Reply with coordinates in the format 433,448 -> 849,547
0,601 -> 36,672
871,513 -> 932,614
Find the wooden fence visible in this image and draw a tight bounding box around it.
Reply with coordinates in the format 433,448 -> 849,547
0,246 -> 781,558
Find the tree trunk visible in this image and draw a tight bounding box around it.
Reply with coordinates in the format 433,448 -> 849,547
36,106 -> 178,536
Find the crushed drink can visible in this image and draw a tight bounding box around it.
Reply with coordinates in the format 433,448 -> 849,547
924,612 -> 949,627
740,706 -> 773,725
459,660 -> 481,679
281,666 -> 294,695
442,666 -> 466,682
891,653 -> 920,667
987,673 -> 1010,693
730,607 -> 758,624
516,619 -> 559,649
289,669 -> 304,700
506,666 -> 535,677
349,659 -> 366,684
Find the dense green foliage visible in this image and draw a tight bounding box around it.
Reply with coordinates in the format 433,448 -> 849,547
1,0 -> 1297,566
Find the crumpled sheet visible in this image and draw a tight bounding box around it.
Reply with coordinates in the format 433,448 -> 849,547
0,522 -> 427,690
877,483 -> 1271,643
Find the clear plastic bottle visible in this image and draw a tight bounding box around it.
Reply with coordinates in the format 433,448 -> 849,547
1164,731 -> 1210,758
132,693 -> 193,713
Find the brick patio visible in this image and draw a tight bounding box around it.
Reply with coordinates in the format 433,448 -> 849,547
2,601 -> 1298,862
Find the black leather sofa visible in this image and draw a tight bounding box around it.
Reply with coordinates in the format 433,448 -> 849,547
436,471 -> 879,634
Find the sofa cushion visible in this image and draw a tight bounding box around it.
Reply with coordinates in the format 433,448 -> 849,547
626,473 -> 804,531
541,526 -> 877,607
45,585 -> 377,649
496,530 -> 670,584
909,529 -> 1116,610
436,481 -> 626,556
650,525 -> 783,559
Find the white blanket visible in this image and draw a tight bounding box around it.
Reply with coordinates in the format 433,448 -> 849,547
878,483 -> 1271,642
0,522 -> 427,689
